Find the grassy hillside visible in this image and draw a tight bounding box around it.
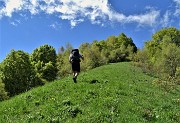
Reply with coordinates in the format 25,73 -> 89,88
0,62 -> 179,123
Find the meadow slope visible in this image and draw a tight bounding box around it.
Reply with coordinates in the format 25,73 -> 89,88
0,62 -> 179,123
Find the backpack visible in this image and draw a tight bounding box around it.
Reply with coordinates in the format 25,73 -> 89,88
71,49 -> 80,62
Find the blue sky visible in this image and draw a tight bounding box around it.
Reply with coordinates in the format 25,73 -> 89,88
0,0 -> 180,62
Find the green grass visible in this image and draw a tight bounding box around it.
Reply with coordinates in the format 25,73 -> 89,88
0,62 -> 179,123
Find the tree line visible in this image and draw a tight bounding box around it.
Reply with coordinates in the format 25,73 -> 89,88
57,33 -> 137,77
0,33 -> 137,100
0,27 -> 179,101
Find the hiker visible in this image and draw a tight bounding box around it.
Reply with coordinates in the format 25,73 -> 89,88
69,49 -> 84,83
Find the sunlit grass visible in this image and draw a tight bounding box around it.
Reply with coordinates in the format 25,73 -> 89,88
0,62 -> 179,123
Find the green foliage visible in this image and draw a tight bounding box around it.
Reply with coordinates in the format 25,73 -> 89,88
109,48 -> 126,63
0,50 -> 39,96
31,44 -> 57,82
41,62 -> 58,81
134,27 -> 180,90
57,44 -> 72,77
57,33 -> 137,77
31,44 -> 57,64
79,43 -> 95,70
0,79 -> 8,101
0,63 -> 179,122
102,33 -> 137,62
152,27 -> 180,46
175,67 -> 180,85
158,44 -> 180,77
81,42 -> 106,69
0,63 -> 8,101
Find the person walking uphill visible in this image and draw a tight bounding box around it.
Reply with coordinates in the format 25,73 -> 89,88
69,49 -> 84,83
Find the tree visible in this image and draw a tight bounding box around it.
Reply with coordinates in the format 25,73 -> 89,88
79,43 -> 92,70
1,50 -> 38,96
79,42 -> 106,70
117,33 -> 137,52
152,27 -> 180,46
31,44 -> 57,65
159,44 -> 180,77
105,33 -> 137,62
31,44 -> 57,82
57,43 -> 73,77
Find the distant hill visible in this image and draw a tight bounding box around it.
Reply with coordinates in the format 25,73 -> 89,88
0,62 -> 179,123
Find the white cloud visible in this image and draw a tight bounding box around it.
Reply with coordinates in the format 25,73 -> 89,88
173,0 -> 180,16
28,0 -> 39,15
49,22 -> 61,30
0,0 -> 163,27
50,23 -> 56,29
1,0 -> 24,17
161,11 -> 171,27
126,9 -> 159,26
10,21 -> 17,26
70,19 -> 84,27
10,19 -> 21,26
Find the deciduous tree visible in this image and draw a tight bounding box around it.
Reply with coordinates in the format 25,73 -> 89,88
31,44 -> 57,82
1,50 -> 38,96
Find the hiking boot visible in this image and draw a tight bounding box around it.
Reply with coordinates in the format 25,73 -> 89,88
73,77 -> 77,83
